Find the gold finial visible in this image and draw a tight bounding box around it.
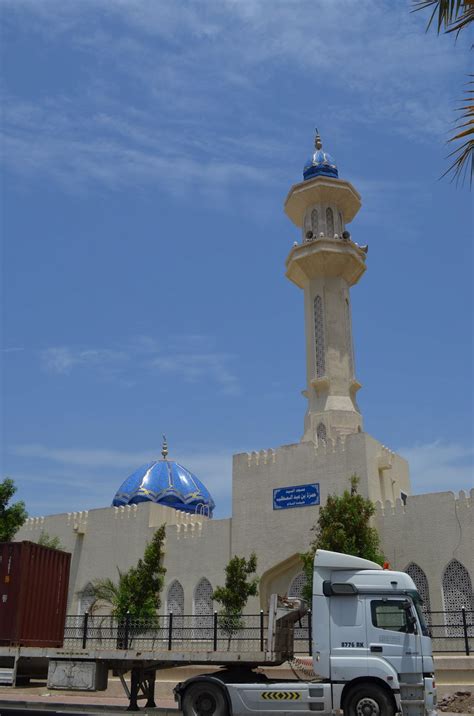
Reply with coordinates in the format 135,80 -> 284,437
161,434 -> 169,460
315,128 -> 322,150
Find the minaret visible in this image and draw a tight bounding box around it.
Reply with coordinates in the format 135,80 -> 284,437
284,131 -> 367,444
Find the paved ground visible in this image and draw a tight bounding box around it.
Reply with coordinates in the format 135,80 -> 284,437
0,675 -> 471,714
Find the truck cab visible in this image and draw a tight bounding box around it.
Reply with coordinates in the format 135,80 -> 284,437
312,550 -> 436,715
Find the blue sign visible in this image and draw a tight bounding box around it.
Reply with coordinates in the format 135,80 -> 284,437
273,483 -> 320,510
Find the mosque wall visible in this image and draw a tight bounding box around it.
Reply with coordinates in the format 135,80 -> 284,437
163,517 -> 232,614
16,462 -> 472,626
375,489 -> 474,613
231,432 -> 409,578
17,502 -> 209,613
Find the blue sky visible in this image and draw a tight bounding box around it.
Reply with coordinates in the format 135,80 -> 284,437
2,0 -> 472,519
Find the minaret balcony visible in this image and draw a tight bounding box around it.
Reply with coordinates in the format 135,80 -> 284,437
285,238 -> 367,288
284,176 -> 361,227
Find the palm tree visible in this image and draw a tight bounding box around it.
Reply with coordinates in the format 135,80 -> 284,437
87,574 -> 123,615
414,0 -> 474,186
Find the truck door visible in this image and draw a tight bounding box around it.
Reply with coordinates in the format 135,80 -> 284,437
367,598 -> 423,677
329,596 -> 368,681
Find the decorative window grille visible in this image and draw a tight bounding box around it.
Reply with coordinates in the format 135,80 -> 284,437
338,211 -> 344,235
288,572 -> 309,640
166,580 -> 184,616
311,208 -> 319,235
345,298 -> 354,377
314,295 -> 326,378
405,564 -> 431,616
78,583 -> 95,615
316,422 -> 327,444
326,207 -> 334,237
193,578 -> 213,639
289,572 -> 307,598
442,560 -> 474,636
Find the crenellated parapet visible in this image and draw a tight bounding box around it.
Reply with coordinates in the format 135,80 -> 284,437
16,500 -> 209,546
375,489 -> 473,519
237,435 -> 349,469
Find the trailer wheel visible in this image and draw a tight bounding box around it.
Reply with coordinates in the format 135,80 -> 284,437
182,681 -> 229,716
344,683 -> 395,716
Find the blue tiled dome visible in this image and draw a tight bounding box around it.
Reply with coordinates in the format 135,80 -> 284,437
303,131 -> 338,181
112,439 -> 215,517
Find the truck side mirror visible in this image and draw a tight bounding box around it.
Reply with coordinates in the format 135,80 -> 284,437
403,600 -> 418,634
407,613 -> 418,634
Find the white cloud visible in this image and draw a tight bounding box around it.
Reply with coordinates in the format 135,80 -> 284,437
151,353 -> 240,395
2,0 -> 466,193
41,346 -> 127,375
398,440 -> 474,495
39,335 -> 241,394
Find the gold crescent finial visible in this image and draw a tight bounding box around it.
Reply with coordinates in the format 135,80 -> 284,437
315,127 -> 322,150
161,434 -> 169,460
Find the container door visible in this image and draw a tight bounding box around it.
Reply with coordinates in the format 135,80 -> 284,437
0,543 -> 22,645
367,598 -> 423,676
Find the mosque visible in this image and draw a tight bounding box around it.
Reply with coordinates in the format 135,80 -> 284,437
17,133 -> 473,628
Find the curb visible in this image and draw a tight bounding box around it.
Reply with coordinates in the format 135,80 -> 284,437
0,698 -> 179,714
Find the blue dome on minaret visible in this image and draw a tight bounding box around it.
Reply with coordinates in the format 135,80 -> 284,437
112,437 -> 215,517
303,130 -> 338,181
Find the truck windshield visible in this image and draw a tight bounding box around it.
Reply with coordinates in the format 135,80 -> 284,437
408,590 -> 430,637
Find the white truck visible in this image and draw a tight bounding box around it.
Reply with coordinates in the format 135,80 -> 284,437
174,550 -> 437,716
0,550 -> 437,715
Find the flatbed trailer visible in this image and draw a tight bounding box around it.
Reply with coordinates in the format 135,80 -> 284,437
0,594 -> 305,710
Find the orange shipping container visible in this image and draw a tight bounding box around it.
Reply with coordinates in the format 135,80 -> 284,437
0,541 -> 71,647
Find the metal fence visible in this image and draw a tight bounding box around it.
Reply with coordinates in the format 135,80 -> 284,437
424,608 -> 473,655
63,612 -> 268,653
62,608 -> 473,656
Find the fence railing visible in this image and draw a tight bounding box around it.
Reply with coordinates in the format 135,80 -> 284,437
63,611 -> 268,653
424,608 -> 473,655
62,608 -> 473,656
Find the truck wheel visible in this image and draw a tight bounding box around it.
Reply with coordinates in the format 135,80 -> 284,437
182,682 -> 229,716
344,684 -> 395,716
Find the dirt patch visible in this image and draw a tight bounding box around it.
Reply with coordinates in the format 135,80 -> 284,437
438,691 -> 474,713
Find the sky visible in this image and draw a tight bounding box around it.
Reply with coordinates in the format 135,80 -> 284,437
1,0 -> 473,520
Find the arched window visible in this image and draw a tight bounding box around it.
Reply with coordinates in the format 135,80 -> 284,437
166,580 -> 184,616
78,583 -> 95,615
288,572 -> 309,643
442,560 -> 474,636
193,578 -> 213,640
316,422 -> 327,444
345,298 -> 354,377
289,572 -> 307,598
326,207 -> 334,237
405,564 -> 431,618
338,211 -> 344,235
314,295 -> 326,378
311,208 -> 319,235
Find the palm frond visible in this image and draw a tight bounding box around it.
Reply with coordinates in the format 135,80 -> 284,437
88,577 -> 120,611
445,3 -> 474,36
443,79 -> 474,185
412,0 -> 464,33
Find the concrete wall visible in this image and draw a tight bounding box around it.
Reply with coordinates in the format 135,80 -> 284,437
375,489 -> 474,613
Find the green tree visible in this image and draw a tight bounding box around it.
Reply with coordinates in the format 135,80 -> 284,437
37,531 -> 64,550
0,478 -> 27,542
414,0 -> 473,185
212,553 -> 259,648
300,475 -> 384,602
89,524 -> 167,619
